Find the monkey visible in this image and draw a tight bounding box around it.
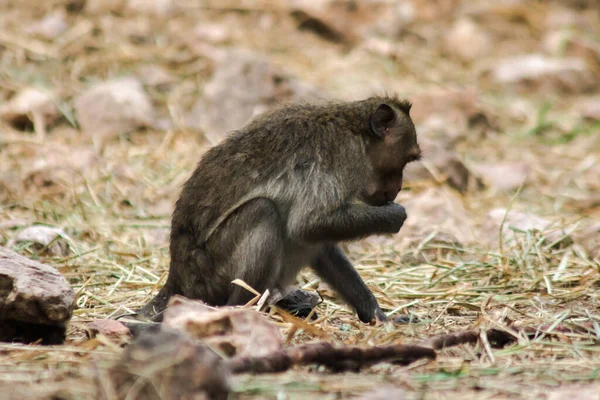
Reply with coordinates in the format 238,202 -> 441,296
138,94 -> 422,324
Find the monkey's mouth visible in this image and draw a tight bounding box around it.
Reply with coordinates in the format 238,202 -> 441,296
360,193 -> 391,207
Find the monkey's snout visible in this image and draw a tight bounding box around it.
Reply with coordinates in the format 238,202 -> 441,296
384,190 -> 398,203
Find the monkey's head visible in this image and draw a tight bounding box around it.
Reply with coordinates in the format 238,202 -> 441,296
362,100 -> 421,206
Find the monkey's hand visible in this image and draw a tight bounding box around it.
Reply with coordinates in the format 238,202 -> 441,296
381,202 -> 407,234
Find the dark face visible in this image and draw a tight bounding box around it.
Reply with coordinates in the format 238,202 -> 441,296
361,103 -> 421,206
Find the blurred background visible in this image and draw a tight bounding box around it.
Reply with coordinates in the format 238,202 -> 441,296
1,0 -> 598,256
1,0 -> 599,310
0,0 -> 599,398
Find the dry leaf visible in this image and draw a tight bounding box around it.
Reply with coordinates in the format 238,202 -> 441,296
162,296 -> 284,358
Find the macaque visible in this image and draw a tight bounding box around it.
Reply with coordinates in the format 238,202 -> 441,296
139,95 -> 421,323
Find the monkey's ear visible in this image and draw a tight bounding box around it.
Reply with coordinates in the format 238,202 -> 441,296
370,104 -> 396,138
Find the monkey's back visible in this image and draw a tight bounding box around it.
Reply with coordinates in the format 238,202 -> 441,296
172,100 -> 383,249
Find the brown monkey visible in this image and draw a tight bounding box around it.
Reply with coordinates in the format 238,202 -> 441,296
139,95 -> 421,323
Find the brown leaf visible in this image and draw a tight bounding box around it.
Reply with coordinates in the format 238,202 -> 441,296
162,296 -> 284,358
398,187 -> 476,246
404,136 -> 479,193
472,161 -> 531,191
86,319 -> 131,340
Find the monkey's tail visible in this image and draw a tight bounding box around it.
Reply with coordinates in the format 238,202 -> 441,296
135,284 -> 173,323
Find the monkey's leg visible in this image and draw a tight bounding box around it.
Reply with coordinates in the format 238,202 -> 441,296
311,244 -> 386,324
207,198 -> 285,306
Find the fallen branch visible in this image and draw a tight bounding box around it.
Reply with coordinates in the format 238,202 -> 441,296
226,342 -> 436,374
423,328 -> 516,350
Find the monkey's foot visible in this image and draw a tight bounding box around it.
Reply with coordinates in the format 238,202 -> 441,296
272,288 -> 321,320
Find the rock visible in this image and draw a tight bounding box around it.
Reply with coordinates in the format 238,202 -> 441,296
547,384 -> 600,400
491,54 -> 596,93
187,48 -> 323,144
74,77 -> 155,138
404,135 -> 478,193
194,22 -> 232,45
109,329 -> 231,400
21,144 -> 99,199
397,187 -> 475,246
87,319 -> 131,341
0,88 -> 59,131
578,97 -> 600,120
444,18 -> 492,63
126,0 -> 175,16
135,65 -> 175,87
25,10 -> 68,40
472,161 -> 531,191
0,246 -> 75,344
572,221 -> 600,260
545,7 -> 581,29
409,88 -> 493,140
7,225 -> 72,256
480,209 -> 571,248
359,385 -> 407,400
162,296 -> 284,358
84,0 -> 126,14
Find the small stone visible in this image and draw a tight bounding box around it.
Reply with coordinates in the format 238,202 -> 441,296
126,0 -> 174,16
578,97 -> 600,120
25,10 -> 68,40
7,225 -> 72,256
445,18 -> 492,63
0,88 -> 59,131
194,22 -> 232,44
491,54 -> 595,93
473,161 -> 531,191
74,77 -> 154,138
136,65 -> 175,87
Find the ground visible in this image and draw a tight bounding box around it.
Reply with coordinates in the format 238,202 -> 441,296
0,0 -> 599,399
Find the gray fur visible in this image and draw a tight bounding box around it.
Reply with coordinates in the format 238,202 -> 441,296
139,95 -> 420,323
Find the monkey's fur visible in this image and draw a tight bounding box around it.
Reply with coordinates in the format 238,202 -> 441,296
139,95 -> 421,323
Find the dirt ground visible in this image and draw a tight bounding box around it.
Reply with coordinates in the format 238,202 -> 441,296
0,0 -> 599,399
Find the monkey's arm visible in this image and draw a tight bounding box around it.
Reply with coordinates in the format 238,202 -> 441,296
311,244 -> 386,323
290,202 -> 407,243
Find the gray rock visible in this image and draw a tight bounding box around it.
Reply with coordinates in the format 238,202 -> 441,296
187,48 -> 324,145
0,246 -> 75,343
74,77 -> 155,138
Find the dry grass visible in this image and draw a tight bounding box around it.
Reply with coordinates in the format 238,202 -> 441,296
1,0 -> 599,399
